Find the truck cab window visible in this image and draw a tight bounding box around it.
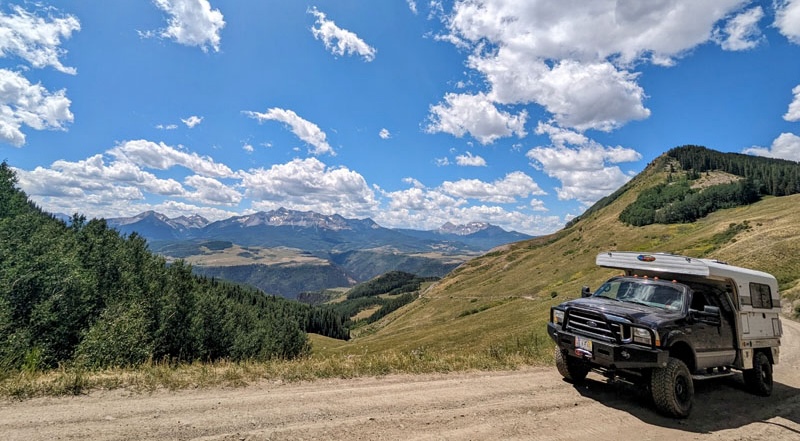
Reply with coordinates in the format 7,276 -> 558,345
690,291 -> 707,311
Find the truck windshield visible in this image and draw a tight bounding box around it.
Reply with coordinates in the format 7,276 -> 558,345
593,279 -> 685,311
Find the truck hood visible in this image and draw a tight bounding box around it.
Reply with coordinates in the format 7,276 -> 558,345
562,297 -> 682,328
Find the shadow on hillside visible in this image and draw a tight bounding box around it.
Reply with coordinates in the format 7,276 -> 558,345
571,373 -> 800,435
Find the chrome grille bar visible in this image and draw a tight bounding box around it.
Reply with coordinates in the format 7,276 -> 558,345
565,308 -> 626,343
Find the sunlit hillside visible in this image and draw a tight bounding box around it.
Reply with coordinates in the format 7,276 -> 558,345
322,152 -> 800,358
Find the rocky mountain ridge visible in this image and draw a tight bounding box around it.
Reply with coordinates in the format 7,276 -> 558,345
106,208 -> 530,252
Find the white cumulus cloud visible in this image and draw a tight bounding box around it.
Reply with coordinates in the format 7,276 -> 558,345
0,69 -> 73,147
713,6 -> 765,51
182,115 -> 203,128
377,186 -> 561,235
743,133 -> 800,162
379,170 -> 551,233
109,139 -> 234,178
244,107 -> 334,156
441,171 -> 546,203
430,0 -> 749,136
775,0 -> 800,44
785,84 -> 800,122
0,5 -> 80,74
309,7 -> 376,62
470,54 -> 649,132
240,158 -> 377,217
455,152 -> 486,167
426,92 -> 527,144
530,199 -> 548,212
152,0 -> 225,52
526,130 -> 641,205
12,151 -> 197,219
184,175 -> 241,205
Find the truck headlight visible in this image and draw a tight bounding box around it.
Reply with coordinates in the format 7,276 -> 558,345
632,327 -> 652,345
552,309 -> 565,324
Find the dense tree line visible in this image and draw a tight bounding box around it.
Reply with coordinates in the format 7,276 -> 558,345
364,293 -> 416,324
619,178 -> 760,226
619,146 -> 800,226
346,271 -> 435,299
0,162 -> 350,371
326,293 -> 416,326
303,305 -> 351,340
667,145 -> 800,196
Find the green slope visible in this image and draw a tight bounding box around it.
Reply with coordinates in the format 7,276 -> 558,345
323,151 -> 800,358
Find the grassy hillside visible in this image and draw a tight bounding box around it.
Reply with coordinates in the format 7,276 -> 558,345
5,150 -> 800,397
320,153 -> 800,359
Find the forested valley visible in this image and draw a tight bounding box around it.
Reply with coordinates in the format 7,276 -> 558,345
0,162 -> 351,372
319,271 -> 436,327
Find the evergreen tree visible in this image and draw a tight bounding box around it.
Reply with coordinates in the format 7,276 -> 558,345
0,163 -> 350,370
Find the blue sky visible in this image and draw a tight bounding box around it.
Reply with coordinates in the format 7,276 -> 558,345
2,0 -> 800,235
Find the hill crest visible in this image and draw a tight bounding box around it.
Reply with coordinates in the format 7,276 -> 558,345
337,147 -> 800,356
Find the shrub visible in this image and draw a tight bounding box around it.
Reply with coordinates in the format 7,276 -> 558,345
76,302 -> 154,368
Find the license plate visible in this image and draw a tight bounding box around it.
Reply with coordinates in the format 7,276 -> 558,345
575,336 -> 592,356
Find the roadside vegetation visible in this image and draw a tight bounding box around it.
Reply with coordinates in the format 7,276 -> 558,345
2,145 -> 800,399
0,332 -> 551,399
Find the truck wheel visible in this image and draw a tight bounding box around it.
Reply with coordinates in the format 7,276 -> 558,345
743,351 -> 773,396
651,357 -> 694,418
554,346 -> 589,383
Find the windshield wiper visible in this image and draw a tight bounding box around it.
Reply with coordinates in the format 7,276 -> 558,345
595,295 -> 621,301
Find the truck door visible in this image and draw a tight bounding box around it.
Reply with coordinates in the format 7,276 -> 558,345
689,290 -> 737,369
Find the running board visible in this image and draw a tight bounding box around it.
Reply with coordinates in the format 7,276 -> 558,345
692,369 -> 735,381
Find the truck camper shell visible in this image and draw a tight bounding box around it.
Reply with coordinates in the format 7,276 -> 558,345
596,251 -> 782,361
547,251 -> 784,418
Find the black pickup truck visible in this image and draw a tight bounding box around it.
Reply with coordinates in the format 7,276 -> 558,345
547,252 -> 782,418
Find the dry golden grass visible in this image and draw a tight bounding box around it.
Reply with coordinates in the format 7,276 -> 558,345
4,155 -> 799,399
325,156 -> 800,358
0,347 -> 547,399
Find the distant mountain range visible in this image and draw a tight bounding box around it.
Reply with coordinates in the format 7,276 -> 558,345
102,209 -> 532,298
106,208 -> 531,254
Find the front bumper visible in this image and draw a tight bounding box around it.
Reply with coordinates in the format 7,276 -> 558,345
547,322 -> 668,369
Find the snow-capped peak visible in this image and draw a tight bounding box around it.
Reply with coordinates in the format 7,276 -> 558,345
437,221 -> 491,236
170,214 -> 209,229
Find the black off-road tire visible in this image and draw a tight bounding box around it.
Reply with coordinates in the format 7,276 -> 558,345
554,346 -> 589,383
651,357 -> 694,418
743,351 -> 773,396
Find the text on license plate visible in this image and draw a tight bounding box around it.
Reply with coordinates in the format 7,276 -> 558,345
575,336 -> 592,355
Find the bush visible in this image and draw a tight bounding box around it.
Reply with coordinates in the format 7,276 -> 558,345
76,302 -> 154,368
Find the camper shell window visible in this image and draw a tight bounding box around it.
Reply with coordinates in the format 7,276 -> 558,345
750,283 -> 773,309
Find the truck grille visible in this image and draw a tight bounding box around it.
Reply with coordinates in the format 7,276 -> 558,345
565,308 -> 628,343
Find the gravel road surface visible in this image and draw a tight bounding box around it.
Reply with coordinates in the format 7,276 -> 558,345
2,319 -> 799,440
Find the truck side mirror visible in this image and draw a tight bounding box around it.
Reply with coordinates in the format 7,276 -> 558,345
691,305 -> 721,326
581,286 -> 592,298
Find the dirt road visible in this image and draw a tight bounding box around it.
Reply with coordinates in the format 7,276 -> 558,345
2,319 -> 799,441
